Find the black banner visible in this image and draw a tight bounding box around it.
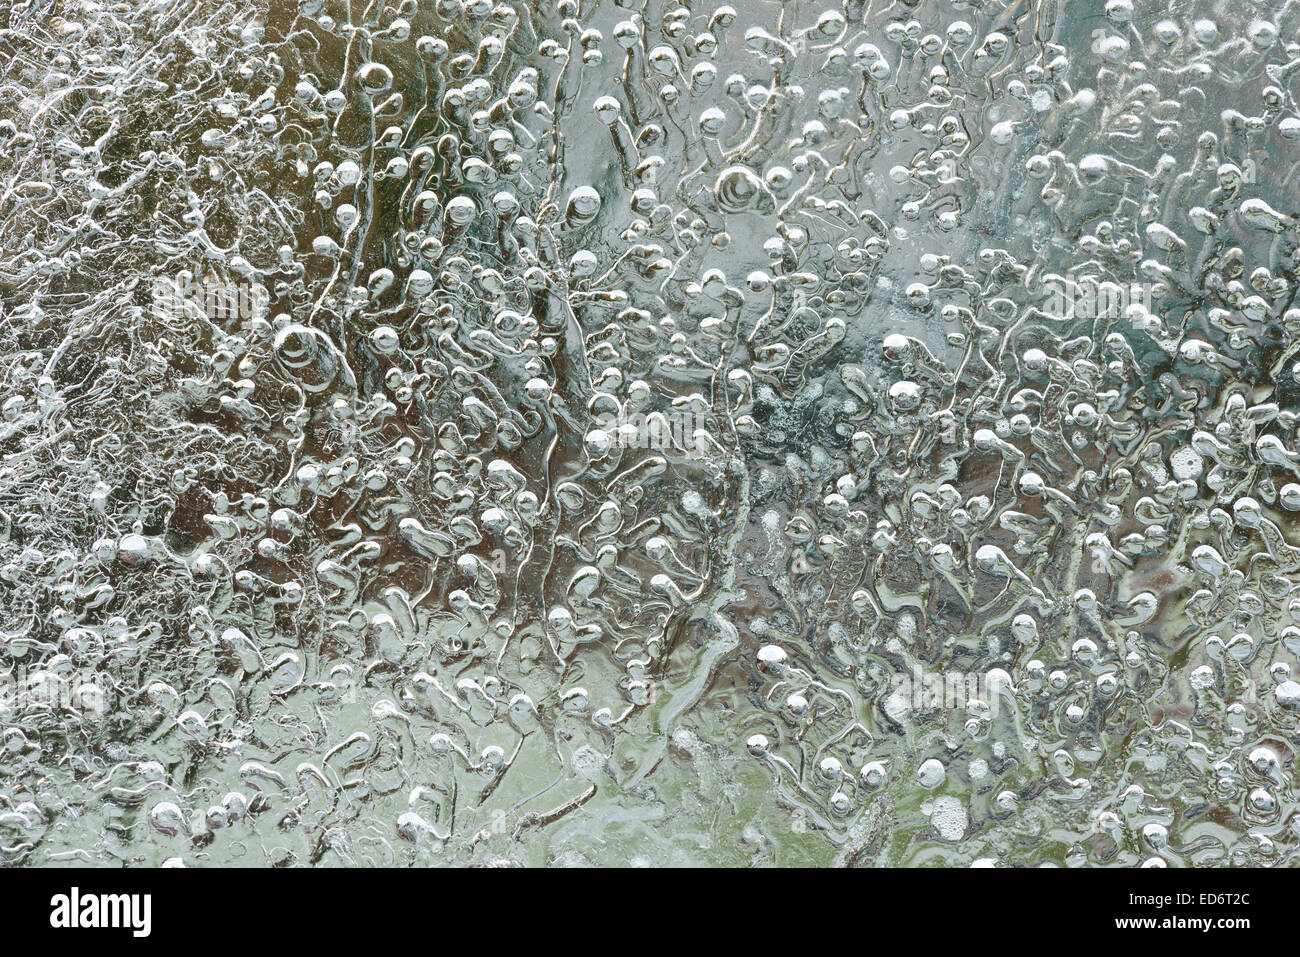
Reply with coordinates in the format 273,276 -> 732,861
2,865 -> 1278,944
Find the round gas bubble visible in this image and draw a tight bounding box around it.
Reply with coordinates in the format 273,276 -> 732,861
273,324 -> 349,395
566,186 -> 602,225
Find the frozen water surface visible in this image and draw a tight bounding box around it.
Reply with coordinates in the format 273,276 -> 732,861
2,0 -> 1300,866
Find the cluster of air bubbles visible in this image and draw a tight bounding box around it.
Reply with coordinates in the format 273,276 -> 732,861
2,0 -> 1300,867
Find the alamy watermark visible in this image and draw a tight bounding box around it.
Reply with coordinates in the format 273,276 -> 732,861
0,667 -> 109,719
50,888 -> 151,937
1042,277 -> 1153,321
151,273 -> 267,323
892,665 -> 1011,717
593,409 -> 711,457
